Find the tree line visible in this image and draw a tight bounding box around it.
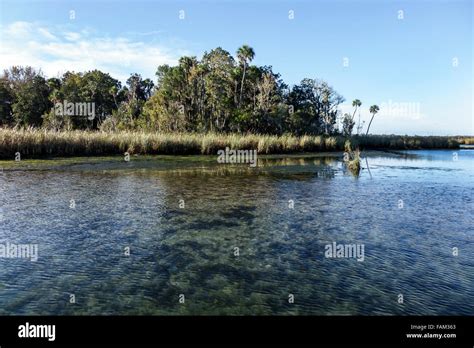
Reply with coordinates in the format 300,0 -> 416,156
0,45 -> 379,135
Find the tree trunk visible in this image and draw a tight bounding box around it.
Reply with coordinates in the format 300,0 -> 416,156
366,114 -> 375,135
234,81 -> 238,105
239,63 -> 247,106
351,106 -> 357,122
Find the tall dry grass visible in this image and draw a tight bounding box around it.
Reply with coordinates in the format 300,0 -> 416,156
0,128 -> 465,159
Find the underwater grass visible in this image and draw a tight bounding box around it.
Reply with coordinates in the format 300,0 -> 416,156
0,128 -> 466,159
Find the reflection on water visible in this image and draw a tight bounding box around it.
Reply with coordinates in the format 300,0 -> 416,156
0,150 -> 473,315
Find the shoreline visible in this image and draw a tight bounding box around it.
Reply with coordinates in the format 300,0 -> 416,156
0,128 -> 472,160
0,150 -> 430,173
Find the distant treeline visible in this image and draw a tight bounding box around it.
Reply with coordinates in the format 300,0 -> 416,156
0,45 -> 374,136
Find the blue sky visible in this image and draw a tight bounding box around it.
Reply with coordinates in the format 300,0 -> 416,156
0,0 -> 472,135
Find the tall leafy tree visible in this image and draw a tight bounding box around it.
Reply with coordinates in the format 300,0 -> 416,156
0,78 -> 14,125
202,47 -> 235,131
342,113 -> 355,136
79,70 -> 122,128
350,99 -> 362,135
141,57 -> 205,132
236,45 -> 255,106
123,73 -> 154,122
287,79 -> 344,135
351,99 -> 361,121
3,66 -> 51,127
366,105 -> 380,135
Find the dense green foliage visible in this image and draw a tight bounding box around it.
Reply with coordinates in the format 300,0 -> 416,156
0,45 -> 359,135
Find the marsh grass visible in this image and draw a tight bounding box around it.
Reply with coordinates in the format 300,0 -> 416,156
0,128 -> 466,159
459,137 -> 474,145
343,140 -> 361,176
354,135 -> 463,150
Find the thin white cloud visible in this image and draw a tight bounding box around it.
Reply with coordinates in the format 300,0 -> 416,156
63,31 -> 81,41
38,27 -> 58,41
3,21 -> 32,37
0,21 -> 184,82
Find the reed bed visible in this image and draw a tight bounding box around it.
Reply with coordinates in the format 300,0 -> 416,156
458,137 -> 474,145
0,128 -> 465,159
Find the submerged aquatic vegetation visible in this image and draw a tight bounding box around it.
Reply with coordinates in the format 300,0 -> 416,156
343,140 -> 361,176
348,150 -> 361,176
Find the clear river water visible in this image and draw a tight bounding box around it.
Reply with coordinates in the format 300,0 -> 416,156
0,149 -> 472,315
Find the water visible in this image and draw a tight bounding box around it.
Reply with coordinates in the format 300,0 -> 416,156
0,150 -> 472,315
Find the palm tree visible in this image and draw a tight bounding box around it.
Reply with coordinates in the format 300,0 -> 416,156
351,99 -> 361,121
236,45 -> 255,105
366,105 -> 380,135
